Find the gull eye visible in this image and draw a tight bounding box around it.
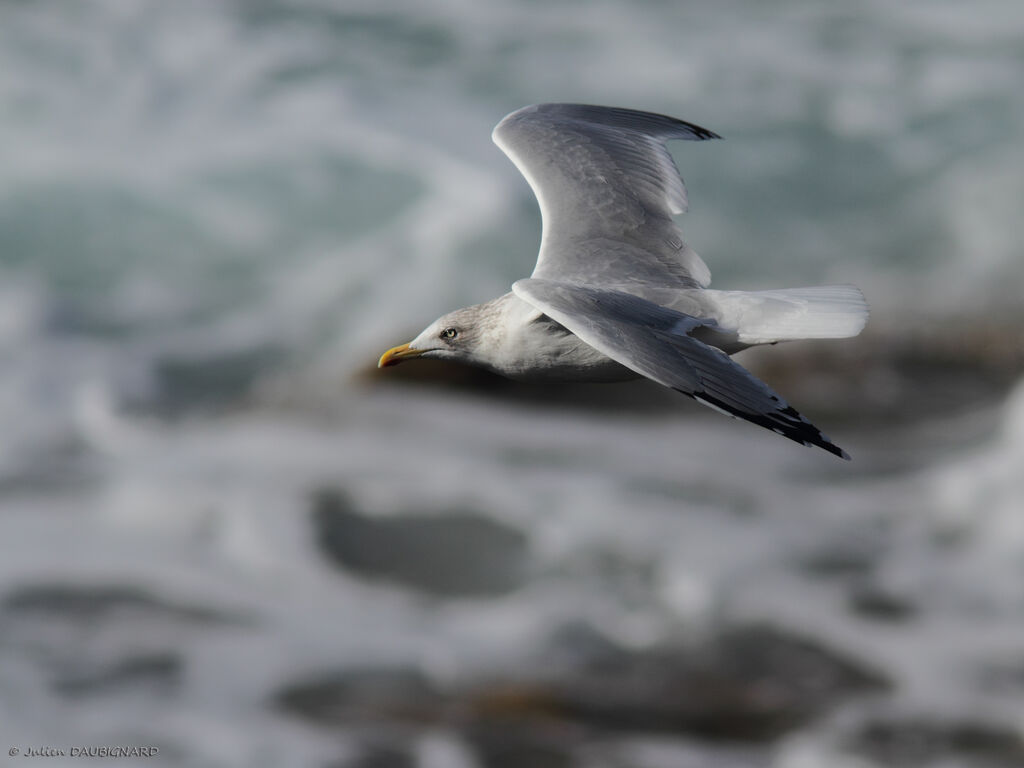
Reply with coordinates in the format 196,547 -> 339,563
440,327 -> 458,340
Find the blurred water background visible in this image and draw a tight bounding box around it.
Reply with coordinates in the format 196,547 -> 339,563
1,1 -> 1024,766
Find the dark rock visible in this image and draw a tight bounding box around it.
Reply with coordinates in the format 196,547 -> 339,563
273,625 -> 889,747
0,584 -> 248,706
275,666 -> 441,726
491,624 -> 890,743
848,585 -> 917,623
327,742 -> 416,768
1,583 -> 252,627
51,652 -> 182,697
312,490 -> 529,597
846,717 -> 1024,767
742,319 -> 1024,426
463,722 -> 578,768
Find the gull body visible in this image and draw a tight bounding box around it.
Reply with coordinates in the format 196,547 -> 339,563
380,104 -> 868,458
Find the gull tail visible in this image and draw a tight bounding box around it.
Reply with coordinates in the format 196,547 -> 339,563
707,285 -> 869,345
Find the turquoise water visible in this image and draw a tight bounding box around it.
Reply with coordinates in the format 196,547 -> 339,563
1,2 -> 1024,766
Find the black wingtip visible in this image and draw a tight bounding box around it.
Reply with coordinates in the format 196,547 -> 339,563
689,125 -> 722,141
694,394 -> 851,460
777,404 -> 851,460
533,103 -> 721,142
819,440 -> 852,461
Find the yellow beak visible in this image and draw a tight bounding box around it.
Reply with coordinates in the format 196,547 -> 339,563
378,342 -> 424,368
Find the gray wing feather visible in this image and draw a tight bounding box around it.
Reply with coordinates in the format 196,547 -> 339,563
513,278 -> 850,459
493,103 -> 719,289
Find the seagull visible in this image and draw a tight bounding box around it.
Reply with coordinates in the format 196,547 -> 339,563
379,104 -> 867,459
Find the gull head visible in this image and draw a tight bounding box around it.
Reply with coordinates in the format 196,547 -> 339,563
378,305 -> 491,369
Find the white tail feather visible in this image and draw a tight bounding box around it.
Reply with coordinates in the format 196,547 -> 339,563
704,285 -> 869,344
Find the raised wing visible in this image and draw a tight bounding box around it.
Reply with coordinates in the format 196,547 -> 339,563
513,278 -> 850,459
493,103 -> 719,290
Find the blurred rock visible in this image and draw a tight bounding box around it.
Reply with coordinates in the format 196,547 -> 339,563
480,623 -> 890,743
276,671 -> 584,766
744,318 -> 1024,425
312,489 -> 529,597
462,722 -> 578,768
51,652 -> 182,697
274,623 -> 888,746
275,666 -> 440,726
847,584 -> 917,623
1,583 -> 251,626
0,583 -> 249,703
845,717 -> 1024,768
336,744 -> 416,768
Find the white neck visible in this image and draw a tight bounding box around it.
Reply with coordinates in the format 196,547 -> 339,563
473,292 -> 629,381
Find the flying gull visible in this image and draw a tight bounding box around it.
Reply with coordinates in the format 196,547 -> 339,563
379,104 -> 867,459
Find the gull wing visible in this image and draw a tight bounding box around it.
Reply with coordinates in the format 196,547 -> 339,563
493,103 -> 719,290
513,278 -> 850,459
